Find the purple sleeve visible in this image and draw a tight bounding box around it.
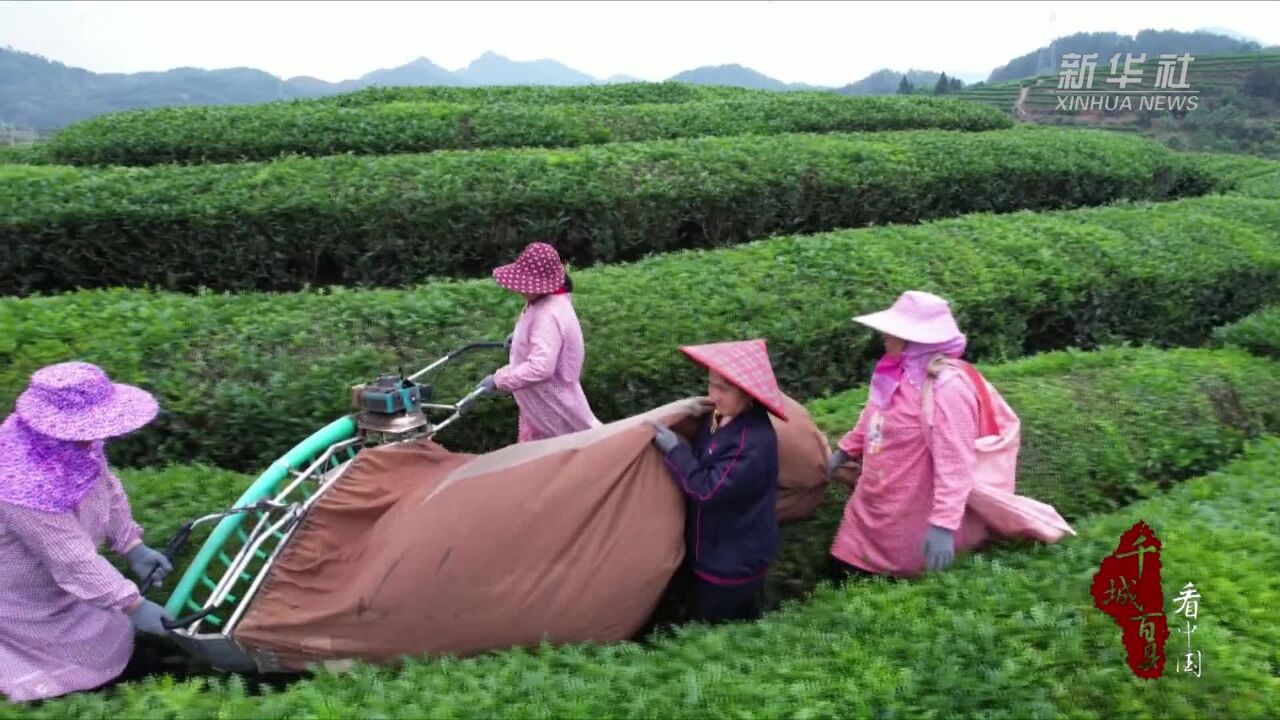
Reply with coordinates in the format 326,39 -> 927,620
0,502 -> 142,613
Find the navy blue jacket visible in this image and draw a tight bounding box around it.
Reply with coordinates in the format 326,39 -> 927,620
660,404 -> 780,582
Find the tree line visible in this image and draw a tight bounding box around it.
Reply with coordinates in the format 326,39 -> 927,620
897,72 -> 966,95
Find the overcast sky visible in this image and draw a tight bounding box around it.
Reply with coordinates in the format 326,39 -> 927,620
3,1 -> 1278,86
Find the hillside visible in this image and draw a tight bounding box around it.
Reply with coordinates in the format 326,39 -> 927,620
6,27 -> 1265,131
0,46 -> 973,131
0,49 -> 826,130
1,47 -> 328,130
838,68 -> 945,95
987,29 -> 1263,83
0,48 -> 661,130
956,52 -> 1280,158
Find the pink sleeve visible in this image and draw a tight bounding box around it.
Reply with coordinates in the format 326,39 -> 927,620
104,471 -> 144,555
494,307 -> 562,392
926,378 -> 979,531
0,502 -> 142,612
836,402 -> 873,456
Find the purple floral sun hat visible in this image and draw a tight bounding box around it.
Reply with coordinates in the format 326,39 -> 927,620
15,362 -> 159,442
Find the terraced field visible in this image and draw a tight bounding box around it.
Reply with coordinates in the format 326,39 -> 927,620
2,81 -> 1279,717
951,78 -> 1029,112
956,52 -> 1280,120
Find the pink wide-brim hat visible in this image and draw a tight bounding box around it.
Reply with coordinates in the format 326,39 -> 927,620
15,361 -> 159,442
493,242 -> 567,295
679,339 -> 788,421
852,290 -> 962,344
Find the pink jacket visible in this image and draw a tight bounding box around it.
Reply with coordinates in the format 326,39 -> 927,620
495,294 -> 601,442
831,362 -> 1075,577
830,364 -> 989,577
0,471 -> 143,703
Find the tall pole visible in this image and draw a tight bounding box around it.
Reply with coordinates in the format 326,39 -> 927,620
1047,7 -> 1057,77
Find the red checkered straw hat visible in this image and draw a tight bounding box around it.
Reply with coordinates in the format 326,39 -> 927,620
679,339 -> 788,421
493,242 -> 567,295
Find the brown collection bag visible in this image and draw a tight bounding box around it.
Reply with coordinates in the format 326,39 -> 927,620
772,395 -> 832,521
233,397 -> 830,671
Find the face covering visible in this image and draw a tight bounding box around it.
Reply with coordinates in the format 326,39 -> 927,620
0,415 -> 107,513
868,335 -> 968,409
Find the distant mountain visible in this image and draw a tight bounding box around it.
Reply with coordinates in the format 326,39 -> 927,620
4,28 -> 1265,131
0,47 -> 602,129
838,68 -> 946,95
2,46 -> 851,130
667,64 -> 829,92
358,57 -> 457,88
0,48 -> 334,129
987,29 -> 1263,83
456,51 -> 597,86
1196,27 -> 1265,45
7,47 -> 819,130
286,75 -> 360,96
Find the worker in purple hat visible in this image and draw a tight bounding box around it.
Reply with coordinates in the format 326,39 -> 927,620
1,362 -> 175,704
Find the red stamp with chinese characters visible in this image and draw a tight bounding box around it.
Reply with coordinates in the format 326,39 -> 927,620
1090,521 -> 1169,679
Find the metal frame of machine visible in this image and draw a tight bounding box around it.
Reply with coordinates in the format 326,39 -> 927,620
156,342 -> 502,672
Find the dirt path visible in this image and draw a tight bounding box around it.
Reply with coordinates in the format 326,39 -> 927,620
1015,84 -> 1031,119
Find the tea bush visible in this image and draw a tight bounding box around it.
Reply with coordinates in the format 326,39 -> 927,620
1186,153 -> 1280,199
14,435 -> 1280,718
1182,151 -> 1278,186
1213,305 -> 1280,358
312,81 -> 761,108
0,127 -> 1223,295
0,145 -> 45,165
42,94 -> 1012,167
1238,168 -> 1280,198
4,194 -> 1278,471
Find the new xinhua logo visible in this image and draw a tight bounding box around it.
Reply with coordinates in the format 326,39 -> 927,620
1055,53 -> 1200,113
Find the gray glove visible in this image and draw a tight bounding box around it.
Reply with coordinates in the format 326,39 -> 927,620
923,525 -> 956,571
503,333 -> 514,351
825,449 -> 850,480
648,420 -> 681,453
129,599 -> 174,636
125,544 -> 172,588
478,375 -> 497,395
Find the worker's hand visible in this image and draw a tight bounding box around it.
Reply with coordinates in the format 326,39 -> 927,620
922,525 -> 956,571
684,397 -> 716,417
128,599 -> 174,636
825,449 -> 850,480
477,375 -> 497,395
647,420 -> 681,453
503,333 -> 514,352
125,544 -> 173,588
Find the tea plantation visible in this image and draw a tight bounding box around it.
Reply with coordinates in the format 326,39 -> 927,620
2,82 -> 1278,717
